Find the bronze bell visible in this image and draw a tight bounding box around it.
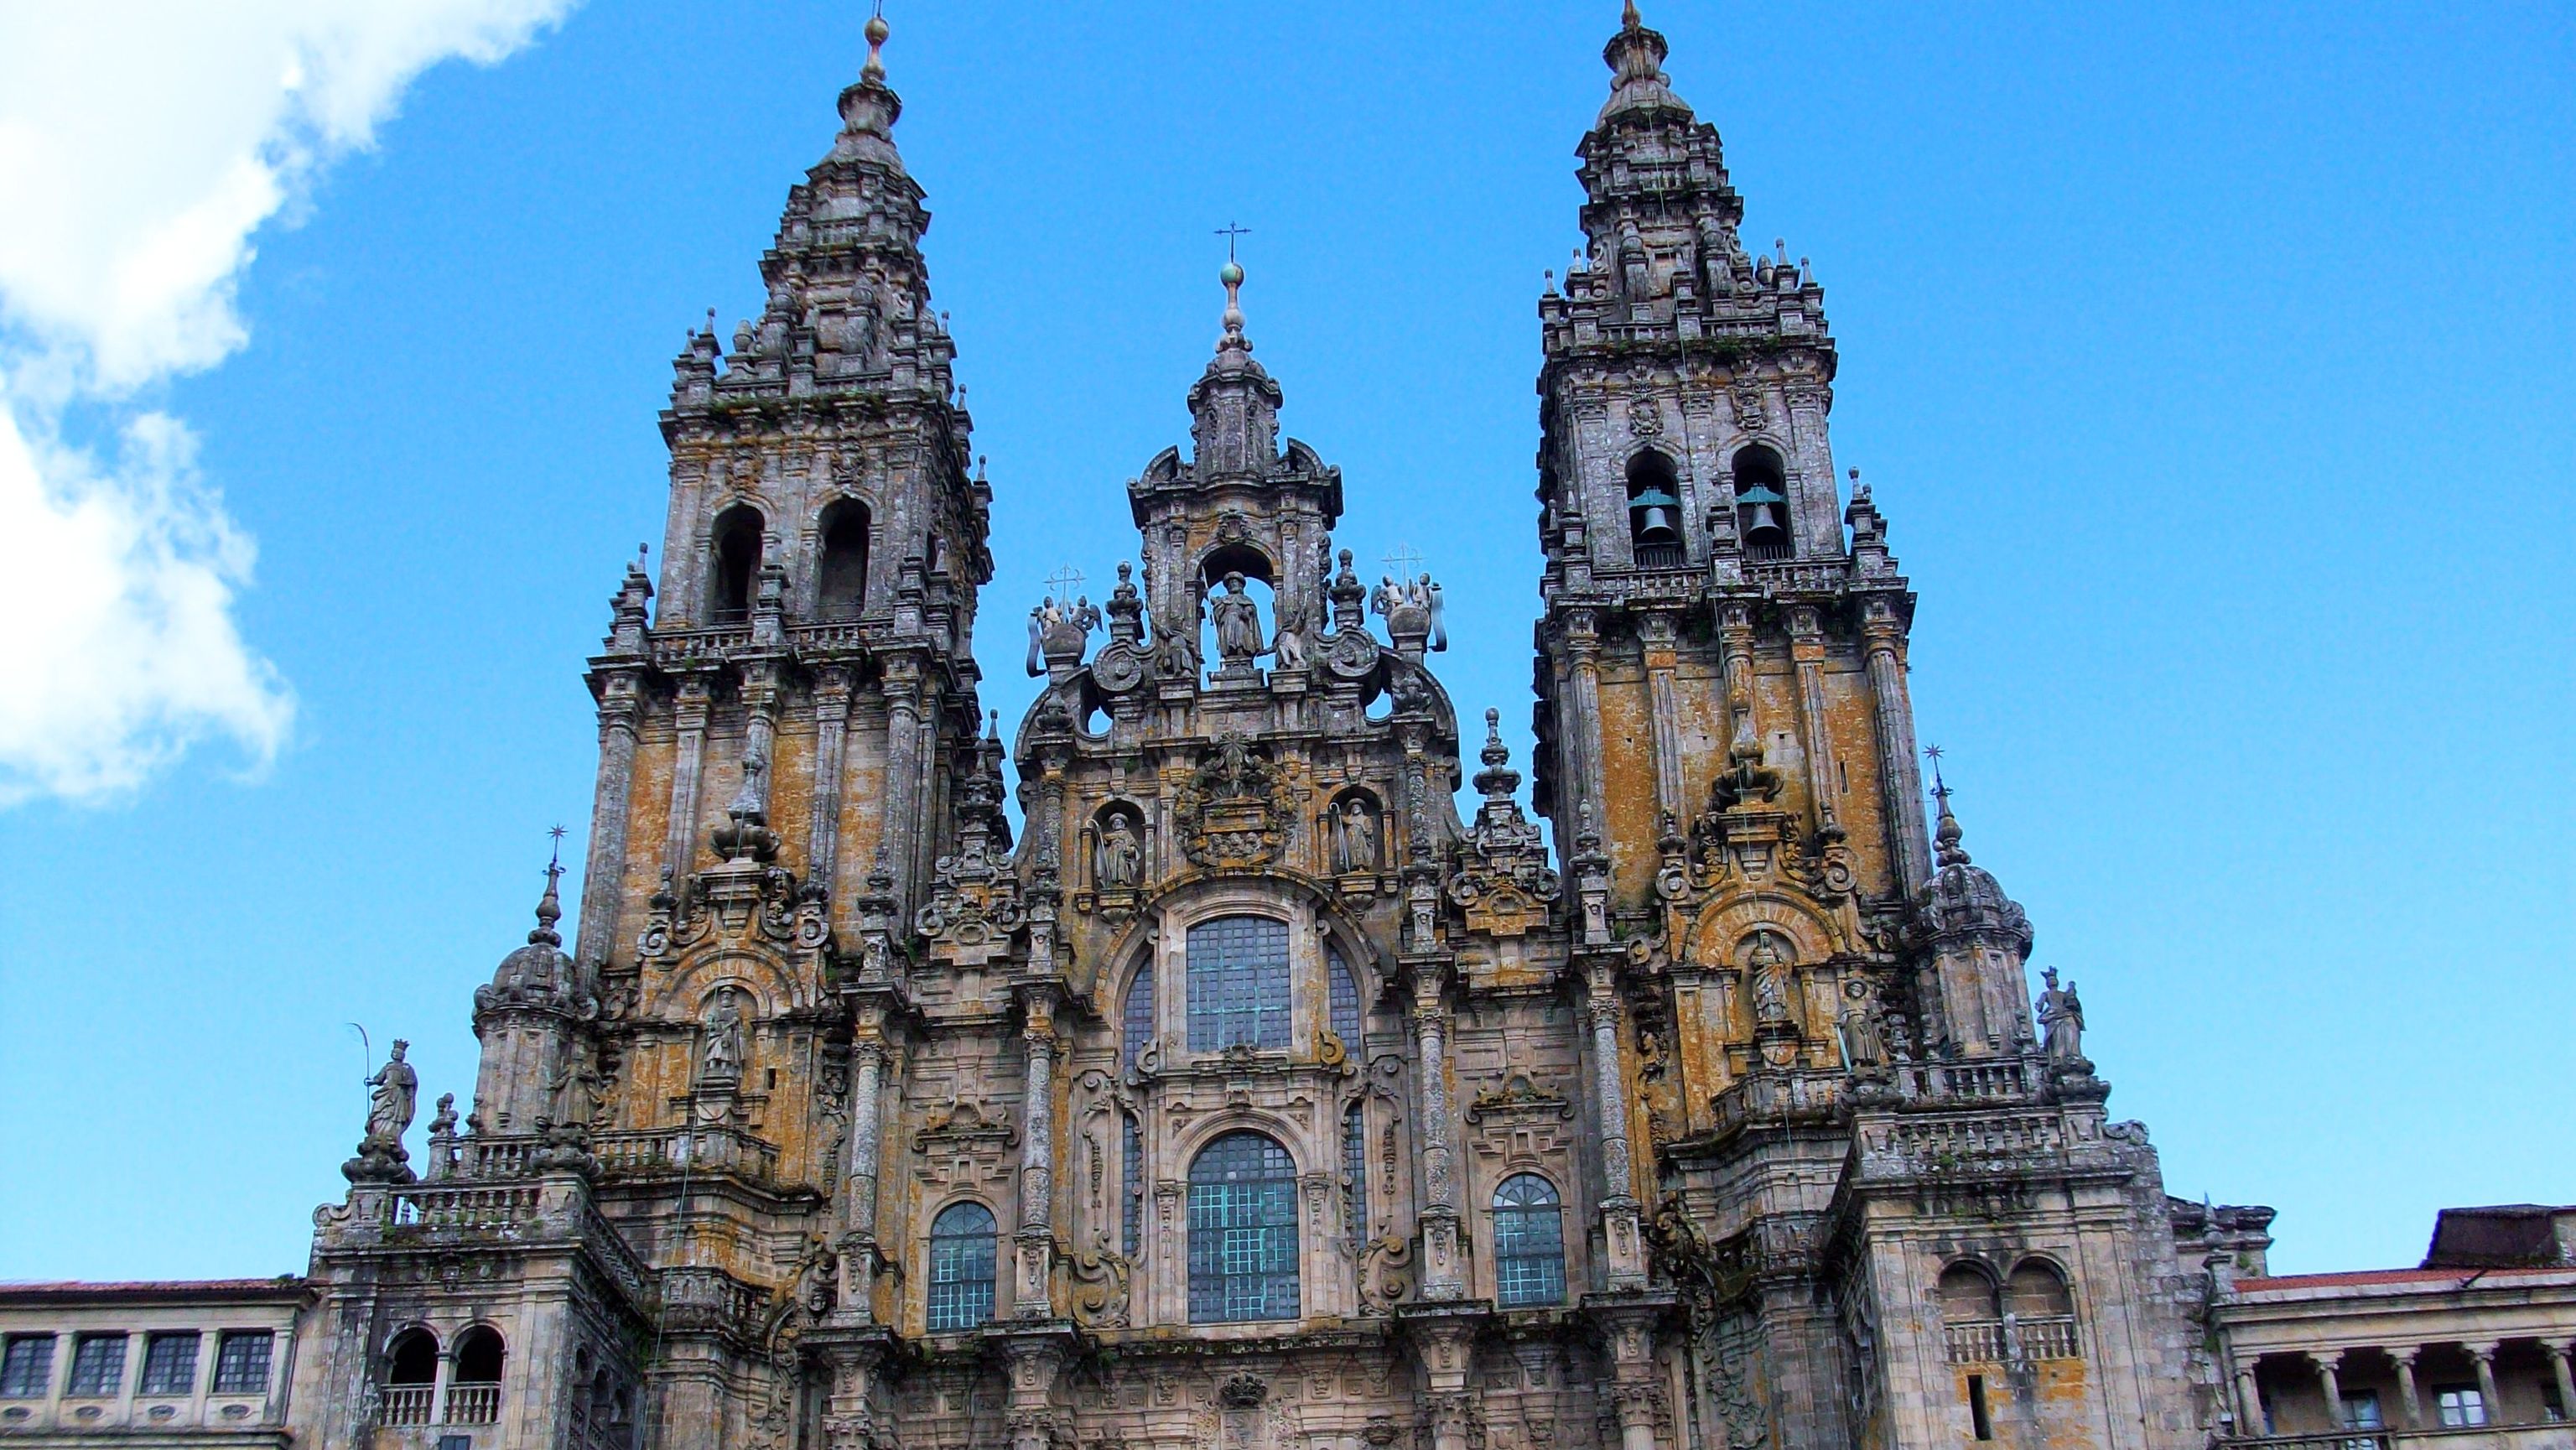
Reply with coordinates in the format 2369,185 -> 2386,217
1637,504 -> 1677,541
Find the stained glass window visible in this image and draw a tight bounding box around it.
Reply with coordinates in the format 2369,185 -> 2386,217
927,1201 -> 998,1331
1185,917 -> 1291,1052
1493,1174 -> 1567,1307
1327,945 -> 1362,1052
1188,1131 -> 1300,1323
1122,963 -> 1156,1068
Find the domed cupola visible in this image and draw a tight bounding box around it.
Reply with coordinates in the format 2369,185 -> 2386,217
470,841 -> 600,1135
1909,771 -> 2038,1059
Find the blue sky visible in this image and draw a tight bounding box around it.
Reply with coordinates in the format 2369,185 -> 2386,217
0,1 -> 2568,1281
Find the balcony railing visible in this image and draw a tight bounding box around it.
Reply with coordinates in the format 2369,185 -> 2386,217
1944,1317 -> 2080,1364
444,1383 -> 501,1426
378,1385 -> 435,1427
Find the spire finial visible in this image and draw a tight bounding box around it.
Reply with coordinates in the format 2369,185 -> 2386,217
1924,746 -> 1971,867
862,3 -> 889,80
1215,221 -> 1252,349
532,825 -> 568,945
1622,0 -> 1643,28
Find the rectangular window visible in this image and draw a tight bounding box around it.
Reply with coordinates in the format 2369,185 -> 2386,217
439,1435 -> 474,1450
2342,1390 -> 2382,1430
1185,917 -> 1291,1052
211,1333 -> 273,1395
2436,1386 -> 2486,1428
0,1337 -> 54,1399
139,1333 -> 200,1396
1967,1374 -> 1993,1441
65,1335 -> 126,1398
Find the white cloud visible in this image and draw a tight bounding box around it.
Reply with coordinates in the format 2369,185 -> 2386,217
0,0 -> 578,803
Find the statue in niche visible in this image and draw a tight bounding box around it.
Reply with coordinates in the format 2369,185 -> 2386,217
1836,980 -> 1888,1069
1334,798 -> 1379,874
1270,596 -> 1309,670
702,988 -> 747,1084
2037,969 -> 2085,1062
1211,572 -> 1264,663
365,1039 -> 418,1142
1747,938 -> 1793,1026
1094,812 -> 1143,891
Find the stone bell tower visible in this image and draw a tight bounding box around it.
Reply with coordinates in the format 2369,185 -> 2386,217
1532,8 -> 2210,1450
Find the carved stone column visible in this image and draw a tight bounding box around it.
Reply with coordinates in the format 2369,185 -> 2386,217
839,1037 -> 888,1317
2235,1359 -> 2267,1434
1598,1306 -> 1664,1450
576,675 -> 642,974
662,675 -> 713,876
1015,991 -> 1061,1318
2389,1348 -> 2423,1430
1716,600 -> 1761,761
880,656 -> 924,910
2469,1342 -> 2503,1424
1407,1318 -> 1479,1450
1561,609 -> 1604,836
808,665 -> 855,891
2309,1352 -> 2346,1429
1859,595 -> 1931,894
1412,974 -> 1464,1301
2548,1343 -> 2576,1430
741,663 -> 782,815
1586,965 -> 1647,1289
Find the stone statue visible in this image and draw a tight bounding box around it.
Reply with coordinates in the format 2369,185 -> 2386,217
1748,938 -> 1792,1026
1836,980 -> 1887,1069
2037,968 -> 2085,1062
1334,798 -> 1379,874
1270,595 -> 1309,670
365,1039 -> 418,1142
1094,812 -> 1142,890
703,988 -> 746,1084
1211,572 -> 1264,662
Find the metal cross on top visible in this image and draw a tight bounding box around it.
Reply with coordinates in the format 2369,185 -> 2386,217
1044,565 -> 1087,605
1215,221 -> 1251,260
1381,543 -> 1424,580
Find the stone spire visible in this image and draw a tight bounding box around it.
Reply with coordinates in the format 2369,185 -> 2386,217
1187,257 -> 1283,481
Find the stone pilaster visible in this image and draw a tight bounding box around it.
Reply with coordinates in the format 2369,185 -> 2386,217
1014,990 -> 1060,1318
663,675 -> 713,877
1859,595 -> 1930,895
576,673 -> 642,974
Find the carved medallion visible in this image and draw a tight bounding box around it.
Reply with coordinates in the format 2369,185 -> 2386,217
1175,736 -> 1295,870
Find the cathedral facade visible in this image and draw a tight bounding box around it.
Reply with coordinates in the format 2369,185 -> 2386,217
2,11 -> 2293,1450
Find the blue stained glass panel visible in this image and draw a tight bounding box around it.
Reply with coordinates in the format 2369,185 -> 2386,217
1493,1173 -> 1567,1307
1187,1131 -> 1300,1323
1185,917 -> 1291,1052
926,1201 -> 997,1331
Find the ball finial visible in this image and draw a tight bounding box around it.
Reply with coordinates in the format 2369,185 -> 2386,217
1220,259 -> 1244,288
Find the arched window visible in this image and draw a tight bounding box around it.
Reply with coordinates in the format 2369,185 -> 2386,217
927,1202 -> 998,1331
816,501 -> 870,619
1186,917 -> 1291,1052
446,1328 -> 503,1427
1327,944 -> 1362,1052
709,505 -> 764,622
1730,446 -> 1791,560
2006,1260 -> 2074,1319
379,1328 -> 438,1427
1493,1174 -> 1567,1307
1122,963 -> 1156,1069
385,1329 -> 438,1385
1625,451 -> 1685,569
1187,1131 -> 1300,1323
1939,1263 -> 2002,1322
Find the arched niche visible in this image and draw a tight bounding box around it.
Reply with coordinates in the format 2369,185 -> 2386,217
707,503 -> 765,623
